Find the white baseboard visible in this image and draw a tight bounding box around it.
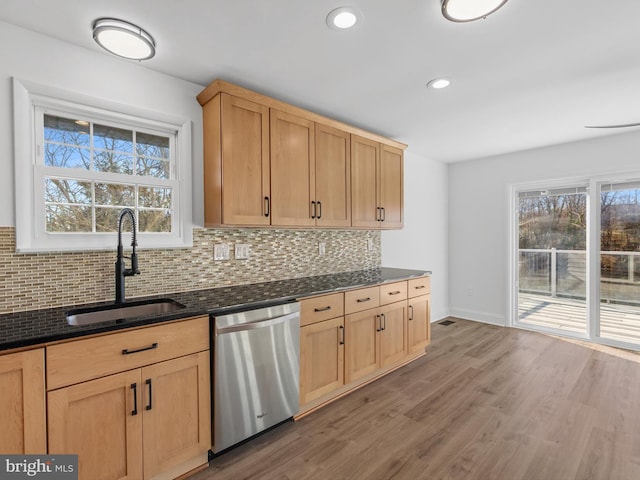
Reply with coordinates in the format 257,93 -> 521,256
448,308 -> 506,327
431,309 -> 450,323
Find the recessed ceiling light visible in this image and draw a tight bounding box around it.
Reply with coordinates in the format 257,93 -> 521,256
326,7 -> 363,30
442,0 -> 509,22
427,78 -> 451,89
92,18 -> 156,60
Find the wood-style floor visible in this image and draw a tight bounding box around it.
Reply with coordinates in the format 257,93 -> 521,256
191,319 -> 640,480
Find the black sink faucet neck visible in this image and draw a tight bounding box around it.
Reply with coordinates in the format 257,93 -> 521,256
115,208 -> 140,304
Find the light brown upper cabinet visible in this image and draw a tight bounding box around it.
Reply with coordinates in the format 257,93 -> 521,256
197,79 -> 405,229
351,135 -> 404,229
314,124 -> 351,227
203,93 -> 271,226
270,109 -> 316,226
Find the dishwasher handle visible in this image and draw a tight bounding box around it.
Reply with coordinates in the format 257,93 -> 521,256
215,311 -> 299,335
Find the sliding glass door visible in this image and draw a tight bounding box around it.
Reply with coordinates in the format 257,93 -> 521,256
514,178 -> 640,350
599,182 -> 640,345
516,187 -> 588,335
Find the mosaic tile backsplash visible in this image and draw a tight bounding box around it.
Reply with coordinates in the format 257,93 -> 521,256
0,227 -> 381,314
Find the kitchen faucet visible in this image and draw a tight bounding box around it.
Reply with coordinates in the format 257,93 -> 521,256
115,208 -> 140,304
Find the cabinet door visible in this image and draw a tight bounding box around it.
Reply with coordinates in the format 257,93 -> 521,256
345,309 -> 380,383
0,349 -> 46,454
48,370 -> 143,480
379,301 -> 407,369
351,135 -> 380,228
379,144 -> 404,229
300,317 -> 345,406
142,351 -> 211,480
315,123 -> 351,227
270,109 -> 316,226
220,94 -> 271,225
408,295 -> 431,356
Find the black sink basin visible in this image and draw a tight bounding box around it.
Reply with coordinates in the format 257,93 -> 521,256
66,298 -> 186,326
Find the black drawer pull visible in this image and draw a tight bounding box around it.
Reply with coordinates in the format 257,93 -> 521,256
145,378 -> 153,411
388,291 -> 401,295
356,297 -> 371,303
131,383 -> 138,416
122,342 -> 158,355
414,285 -> 426,290
314,306 -> 332,312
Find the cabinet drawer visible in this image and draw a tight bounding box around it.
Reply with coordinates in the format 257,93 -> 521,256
379,281 -> 408,305
47,316 -> 210,390
408,277 -> 431,298
345,286 -> 380,314
300,293 -> 344,326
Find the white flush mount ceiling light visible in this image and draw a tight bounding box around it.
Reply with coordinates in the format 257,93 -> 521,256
326,6 -> 363,30
92,18 -> 156,60
427,78 -> 451,89
442,0 -> 509,22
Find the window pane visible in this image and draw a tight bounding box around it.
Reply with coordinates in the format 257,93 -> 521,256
44,114 -> 90,147
44,143 -> 90,169
94,151 -> 134,174
136,157 -> 170,178
137,132 -> 169,159
139,187 -> 171,209
139,209 -> 171,232
94,124 -> 133,152
95,207 -> 123,232
45,178 -> 91,204
46,205 -> 92,232
95,183 -> 134,207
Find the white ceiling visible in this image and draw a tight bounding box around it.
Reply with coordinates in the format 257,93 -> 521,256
2,0 -> 640,162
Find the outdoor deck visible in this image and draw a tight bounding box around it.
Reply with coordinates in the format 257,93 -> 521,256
518,293 -> 640,344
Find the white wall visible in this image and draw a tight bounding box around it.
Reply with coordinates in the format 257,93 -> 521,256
382,151 -> 449,321
448,130 -> 640,325
0,21 -> 205,227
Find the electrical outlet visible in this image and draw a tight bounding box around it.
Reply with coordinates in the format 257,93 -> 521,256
214,243 -> 230,261
318,242 -> 326,255
235,243 -> 250,260
367,238 -> 374,252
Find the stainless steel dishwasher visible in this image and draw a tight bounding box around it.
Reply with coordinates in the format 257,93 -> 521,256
212,301 -> 300,453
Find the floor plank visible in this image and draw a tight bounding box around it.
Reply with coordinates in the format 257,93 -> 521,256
190,319 -> 640,480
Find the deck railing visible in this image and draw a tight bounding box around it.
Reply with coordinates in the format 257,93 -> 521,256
519,249 -> 640,305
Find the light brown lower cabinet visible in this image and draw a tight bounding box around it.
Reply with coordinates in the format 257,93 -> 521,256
299,316 -> 345,405
408,294 -> 431,356
0,348 -> 46,454
344,301 -> 407,384
47,316 -> 211,480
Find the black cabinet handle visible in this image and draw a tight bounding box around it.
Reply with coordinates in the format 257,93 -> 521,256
381,207 -> 386,222
409,305 -> 414,321
376,207 -> 381,222
264,197 -> 270,217
122,342 -> 158,355
131,383 -> 138,416
317,201 -> 322,219
314,306 -> 332,312
145,378 -> 152,411
414,285 -> 426,290
388,291 -> 401,296
356,297 -> 371,303
376,314 -> 381,332
339,325 -> 344,345
311,200 -> 316,219
381,313 -> 386,331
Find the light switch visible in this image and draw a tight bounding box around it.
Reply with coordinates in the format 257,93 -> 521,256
235,244 -> 250,260
214,243 -> 230,261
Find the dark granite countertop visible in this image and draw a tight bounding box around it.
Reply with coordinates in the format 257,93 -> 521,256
0,267 -> 430,352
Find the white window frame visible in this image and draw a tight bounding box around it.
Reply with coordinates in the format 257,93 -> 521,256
13,78 -> 192,252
